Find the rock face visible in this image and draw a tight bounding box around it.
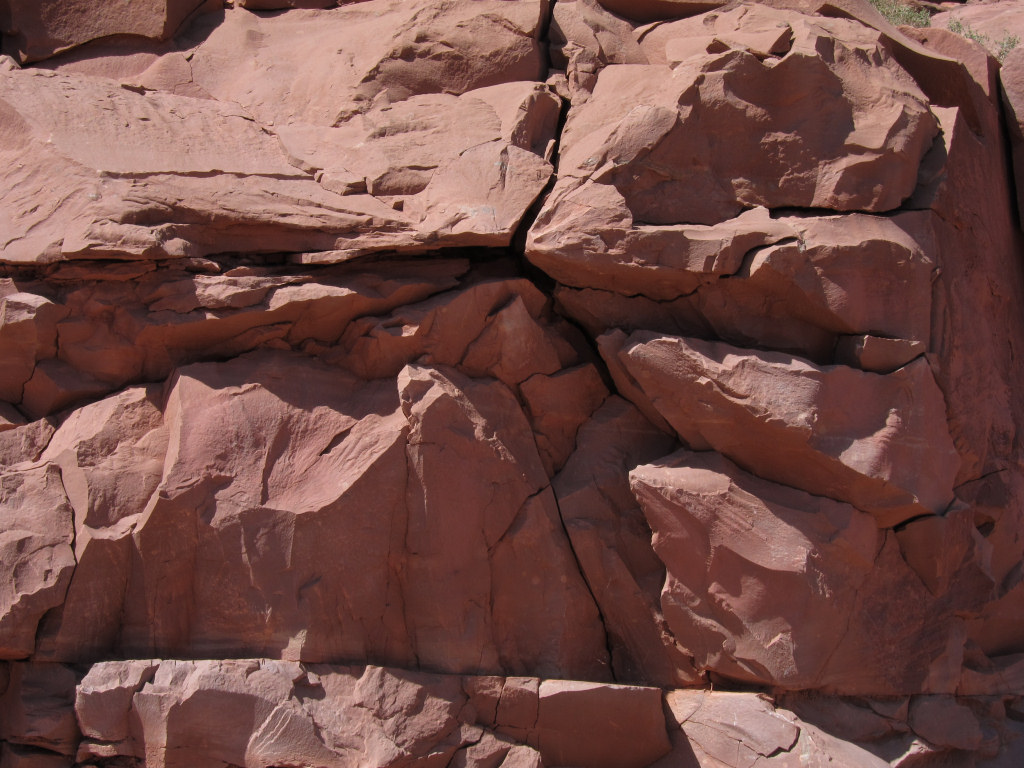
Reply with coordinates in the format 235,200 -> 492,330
2,0 -> 1024,765
0,0 -> 213,63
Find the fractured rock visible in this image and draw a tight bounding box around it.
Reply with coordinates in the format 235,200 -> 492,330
0,0 -> 211,63
0,3 -> 558,266
0,663 -> 79,756
73,660 -> 669,768
528,4 -> 938,260
630,450 -> 965,693
553,397 -> 699,686
0,466 -> 75,660
0,260 -> 465,418
614,332 -> 960,526
17,349 -> 609,679
658,690 -> 890,768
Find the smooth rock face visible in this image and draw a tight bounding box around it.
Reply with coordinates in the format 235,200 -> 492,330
2,0 -> 1024,764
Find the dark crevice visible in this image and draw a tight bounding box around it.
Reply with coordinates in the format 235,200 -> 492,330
549,489 -> 618,683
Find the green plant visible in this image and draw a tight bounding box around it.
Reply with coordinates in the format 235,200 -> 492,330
870,0 -> 931,28
948,19 -> 1021,62
997,33 -> 1020,62
947,18 -> 987,45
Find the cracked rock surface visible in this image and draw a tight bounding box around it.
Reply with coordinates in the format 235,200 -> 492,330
3,0 -> 1024,765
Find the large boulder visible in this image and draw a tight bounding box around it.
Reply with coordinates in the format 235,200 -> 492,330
0,0 -> 210,63
609,332 -> 960,527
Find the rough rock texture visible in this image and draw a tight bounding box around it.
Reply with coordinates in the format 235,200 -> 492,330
3,0 -> 1024,765
0,0 -> 214,63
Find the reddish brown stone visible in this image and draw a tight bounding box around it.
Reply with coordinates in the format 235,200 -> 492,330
1,0 -> 212,62
0,466 -> 74,660
615,333 -> 960,526
532,680 -> 671,768
0,663 -> 78,756
631,450 -> 966,694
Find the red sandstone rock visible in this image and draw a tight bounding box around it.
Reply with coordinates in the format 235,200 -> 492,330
0,663 -> 78,756
332,277 -> 582,389
596,0 -> 725,23
908,696 -> 985,752
933,2 -> 1024,61
529,5 -> 937,240
0,466 -> 74,660
630,450 -> 966,693
238,0 -> 337,8
520,364 -> 609,476
1000,46 -> 1024,225
614,332 -> 960,526
73,660 -> 669,768
658,691 -> 890,768
16,348 -> 607,679
0,292 -> 66,403
553,397 -> 699,686
532,680 -> 671,768
0,261 -> 465,418
0,0 -> 1022,763
0,0 -> 212,63
0,69 -> 554,265
184,2 -> 549,126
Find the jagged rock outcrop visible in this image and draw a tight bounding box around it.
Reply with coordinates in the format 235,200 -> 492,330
3,0 -> 1024,765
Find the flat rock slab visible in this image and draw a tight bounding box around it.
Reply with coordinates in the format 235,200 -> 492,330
73,660 -> 670,768
0,2 -> 557,265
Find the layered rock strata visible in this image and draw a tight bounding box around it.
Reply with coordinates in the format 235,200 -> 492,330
2,0 -> 1024,765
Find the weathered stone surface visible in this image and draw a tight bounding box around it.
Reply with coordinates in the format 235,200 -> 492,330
0,0 -> 211,63
908,695 -> 985,752
596,0 -> 725,23
0,663 -> 78,756
553,397 -> 698,687
0,465 -> 74,660
0,743 -> 72,768
658,690 -> 890,768
0,260 -> 465,418
528,4 -> 938,265
183,2 -> 549,126
0,0 -> 1023,763
0,291 -> 67,403
934,2 -> 1024,61
631,450 -> 966,693
73,660 -> 668,768
520,364 -> 609,477
1000,46 -> 1024,227
533,680 -> 671,768
614,333 -> 960,526
332,276 -> 582,388
0,69 -> 554,266
13,346 -> 606,679
0,1 -> 556,268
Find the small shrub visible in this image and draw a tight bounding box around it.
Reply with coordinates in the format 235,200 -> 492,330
870,0 -> 931,28
948,19 -> 1021,62
997,33 -> 1020,62
947,18 -> 987,46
